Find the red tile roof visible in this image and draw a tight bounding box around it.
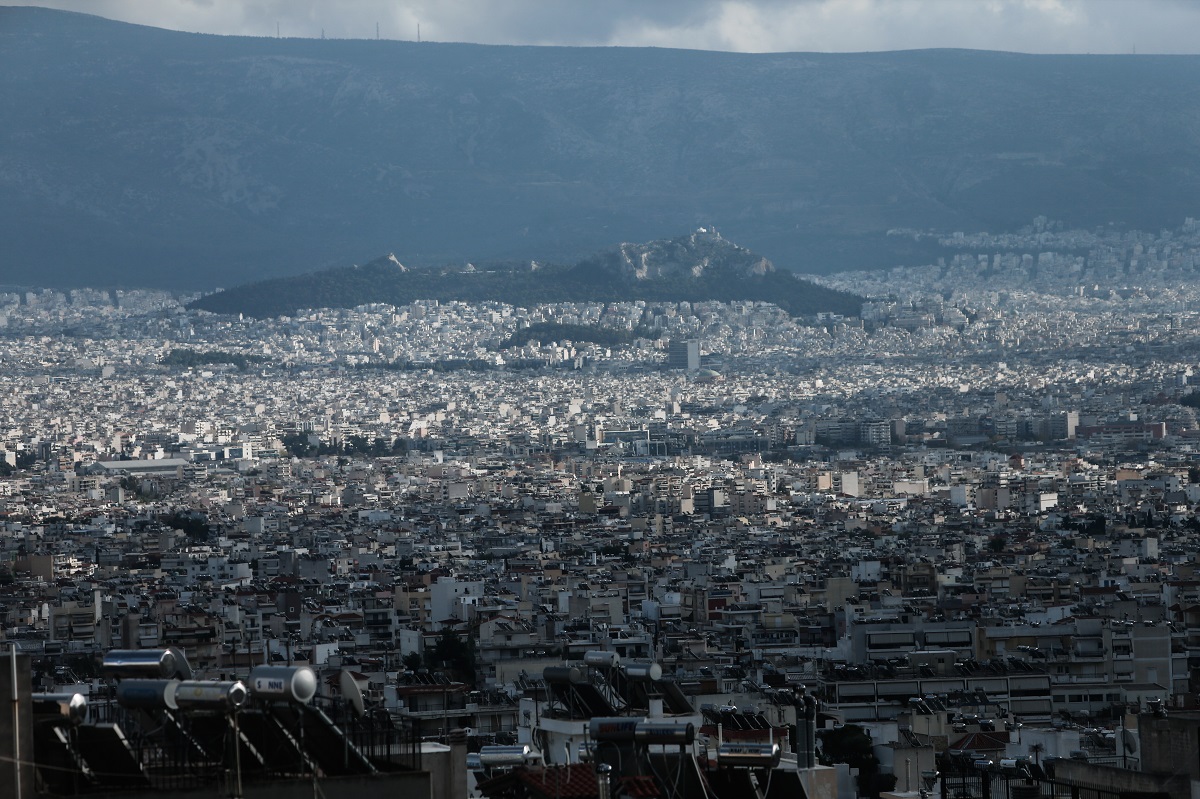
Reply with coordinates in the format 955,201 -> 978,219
516,764 -> 602,798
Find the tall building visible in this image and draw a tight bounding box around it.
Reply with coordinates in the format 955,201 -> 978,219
667,338 -> 700,372
859,419 -> 892,448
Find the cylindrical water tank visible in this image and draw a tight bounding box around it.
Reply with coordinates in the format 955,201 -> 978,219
623,662 -> 663,681
102,649 -> 179,679
248,666 -> 317,704
542,666 -> 583,684
717,742 -> 781,768
634,720 -> 695,745
32,693 -> 88,725
116,679 -> 179,711
175,680 -> 248,711
478,745 -> 531,766
584,650 -> 620,668
589,716 -> 645,742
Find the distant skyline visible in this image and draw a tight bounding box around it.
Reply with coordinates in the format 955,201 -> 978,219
4,0 -> 1200,54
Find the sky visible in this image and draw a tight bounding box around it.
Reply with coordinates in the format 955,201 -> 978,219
4,0 -> 1200,54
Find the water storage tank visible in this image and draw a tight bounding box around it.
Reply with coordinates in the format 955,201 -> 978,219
32,693 -> 88,725
634,720 -> 695,745
624,662 -> 663,681
718,742 -> 781,768
248,666 -> 317,704
589,716 -> 645,742
584,650 -> 620,668
116,679 -> 179,710
478,745 -> 531,766
542,666 -> 584,684
102,649 -> 181,679
175,680 -> 248,711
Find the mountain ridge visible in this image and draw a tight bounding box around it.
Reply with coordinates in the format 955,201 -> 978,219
4,8 -> 1200,288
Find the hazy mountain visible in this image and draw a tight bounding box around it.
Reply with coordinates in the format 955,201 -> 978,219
4,7 -> 1200,289
188,231 -> 863,318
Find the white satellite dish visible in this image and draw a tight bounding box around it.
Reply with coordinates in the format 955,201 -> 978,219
339,670 -> 365,717
1121,728 -> 1139,755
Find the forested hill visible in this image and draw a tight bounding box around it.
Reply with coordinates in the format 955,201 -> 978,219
188,233 -> 863,318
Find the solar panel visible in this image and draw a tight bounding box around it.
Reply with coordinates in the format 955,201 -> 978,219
75,724 -> 151,789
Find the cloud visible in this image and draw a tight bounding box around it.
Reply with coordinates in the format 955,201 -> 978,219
4,0 -> 1200,53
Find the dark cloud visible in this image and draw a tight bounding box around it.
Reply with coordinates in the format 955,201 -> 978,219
4,0 -> 1200,53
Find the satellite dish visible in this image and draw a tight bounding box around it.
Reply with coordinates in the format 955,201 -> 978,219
339,669 -> 365,717
1121,728 -> 1139,755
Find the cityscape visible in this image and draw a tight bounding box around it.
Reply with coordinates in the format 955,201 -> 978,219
6,3 -> 1200,799
4,218 -> 1200,798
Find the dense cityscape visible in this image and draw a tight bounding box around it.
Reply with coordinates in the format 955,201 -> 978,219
4,220 -> 1200,796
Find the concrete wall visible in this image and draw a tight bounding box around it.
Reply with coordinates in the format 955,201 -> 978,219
799,764 -> 839,799
1054,760 -> 1185,799
1141,713 -> 1200,784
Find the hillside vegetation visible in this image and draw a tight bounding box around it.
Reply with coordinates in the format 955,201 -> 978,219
189,233 -> 864,318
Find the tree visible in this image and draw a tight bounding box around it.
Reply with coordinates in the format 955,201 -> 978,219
819,724 -> 885,797
281,433 -> 315,457
428,628 -> 477,686
164,511 -> 211,541
402,651 -> 422,671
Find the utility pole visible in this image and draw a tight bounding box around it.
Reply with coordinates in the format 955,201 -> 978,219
11,643 -> 21,799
